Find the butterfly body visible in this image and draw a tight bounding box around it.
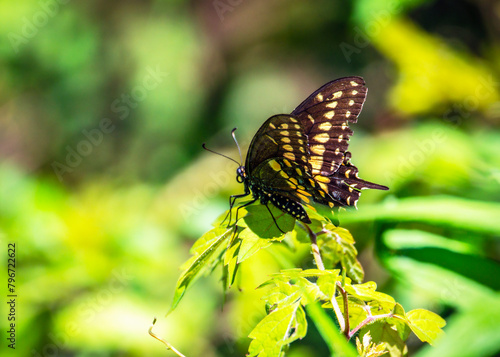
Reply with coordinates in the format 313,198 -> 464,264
232,77 -> 388,225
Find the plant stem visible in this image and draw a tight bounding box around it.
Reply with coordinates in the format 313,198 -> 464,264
149,318 -> 186,357
337,282 -> 350,338
347,313 -> 395,340
302,223 -> 325,270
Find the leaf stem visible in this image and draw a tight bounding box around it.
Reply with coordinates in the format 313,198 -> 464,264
149,318 -> 186,357
337,282 -> 350,338
347,312 -> 396,340
302,223 -> 325,270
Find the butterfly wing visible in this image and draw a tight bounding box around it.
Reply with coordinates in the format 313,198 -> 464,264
291,76 -> 367,176
245,114 -> 310,174
291,77 -> 388,207
245,115 -> 328,223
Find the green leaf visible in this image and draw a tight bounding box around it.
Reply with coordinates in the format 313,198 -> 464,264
317,224 -> 364,282
356,331 -> 388,357
237,227 -> 276,263
170,227 -> 232,312
345,281 -> 396,309
244,204 -> 295,238
340,196 -> 500,235
361,322 -> 408,357
382,229 -> 500,291
316,270 -> 340,299
406,309 -> 446,345
248,301 -> 306,357
391,303 -> 411,342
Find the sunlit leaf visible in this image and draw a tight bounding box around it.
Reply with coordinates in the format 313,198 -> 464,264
361,322 -> 408,357
248,301 -> 306,357
406,309 -> 446,345
170,227 -> 232,311
317,224 -> 364,282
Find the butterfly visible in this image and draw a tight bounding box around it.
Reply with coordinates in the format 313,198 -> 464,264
207,76 -> 388,227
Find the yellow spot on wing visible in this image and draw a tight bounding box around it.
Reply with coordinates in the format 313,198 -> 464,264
280,123 -> 289,129
283,144 -> 293,151
295,168 -> 302,176
349,100 -> 354,106
313,133 -> 329,143
281,137 -> 291,143
282,130 -> 290,136
298,194 -> 310,203
316,93 -> 324,101
346,196 -> 351,205
280,171 -> 289,179
326,101 -> 338,109
310,157 -> 323,171
297,189 -> 312,197
310,145 -> 325,155
269,160 -> 281,171
289,177 -> 298,185
352,90 -> 358,95
284,152 -> 295,161
346,111 -> 351,118
332,91 -> 342,99
350,81 -> 359,86
345,169 -> 351,178
315,176 -> 330,183
318,122 -> 332,131
324,111 -> 335,119
283,159 -> 292,167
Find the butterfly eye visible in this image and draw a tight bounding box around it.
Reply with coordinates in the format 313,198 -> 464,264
236,167 -> 246,183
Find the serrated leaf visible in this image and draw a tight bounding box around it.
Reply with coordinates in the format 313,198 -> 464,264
317,225 -> 364,282
244,204 -> 295,238
248,302 -> 306,357
406,309 -> 446,345
170,227 -> 232,311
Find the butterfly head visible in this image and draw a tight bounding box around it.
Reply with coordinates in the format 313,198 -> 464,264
236,165 -> 247,183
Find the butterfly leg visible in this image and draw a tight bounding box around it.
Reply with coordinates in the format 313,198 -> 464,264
224,191 -> 251,227
233,198 -> 257,228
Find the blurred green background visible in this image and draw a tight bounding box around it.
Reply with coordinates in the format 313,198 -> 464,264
1,0 -> 499,356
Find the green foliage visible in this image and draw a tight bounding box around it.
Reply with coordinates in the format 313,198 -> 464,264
170,207 -> 446,356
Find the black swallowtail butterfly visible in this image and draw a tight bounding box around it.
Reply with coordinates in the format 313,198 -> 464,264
207,77 -> 388,226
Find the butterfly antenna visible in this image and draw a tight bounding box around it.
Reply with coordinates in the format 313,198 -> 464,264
202,143 -> 240,166
231,128 -> 243,165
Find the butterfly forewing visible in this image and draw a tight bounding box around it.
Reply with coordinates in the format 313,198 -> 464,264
291,76 -> 367,176
246,115 -> 310,174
